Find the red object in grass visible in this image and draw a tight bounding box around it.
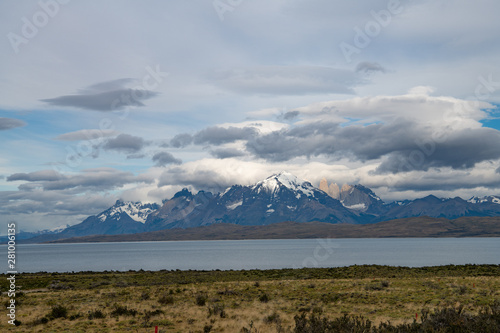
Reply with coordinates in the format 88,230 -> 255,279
416,313 -> 418,320
155,326 -> 158,333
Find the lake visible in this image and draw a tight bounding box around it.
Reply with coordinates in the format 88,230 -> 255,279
2,238 -> 499,273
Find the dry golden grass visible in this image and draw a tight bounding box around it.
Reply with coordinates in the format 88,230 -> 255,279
1,270 -> 499,332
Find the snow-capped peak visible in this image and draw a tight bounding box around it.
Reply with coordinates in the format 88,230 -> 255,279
252,172 -> 316,197
48,224 -> 70,233
21,224 -> 70,235
468,196 -> 500,205
468,197 -> 482,204
97,201 -> 158,223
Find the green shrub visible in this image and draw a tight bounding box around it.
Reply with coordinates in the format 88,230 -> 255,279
208,303 -> 226,318
312,306 -> 324,315
144,309 -> 164,319
196,293 -> 208,306
69,313 -> 82,320
293,302 -> 500,332
88,309 -> 106,320
259,293 -> 270,303
365,281 -> 389,291
158,294 -> 174,305
110,304 -> 137,317
263,312 -> 280,324
457,285 -> 468,295
48,305 -> 68,319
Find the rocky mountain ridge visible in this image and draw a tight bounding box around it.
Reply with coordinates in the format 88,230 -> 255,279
22,172 -> 500,243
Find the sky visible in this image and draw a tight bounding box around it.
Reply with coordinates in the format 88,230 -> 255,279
1,0 -> 500,232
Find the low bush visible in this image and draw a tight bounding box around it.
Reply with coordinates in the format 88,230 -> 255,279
196,293 -> 208,306
259,293 -> 270,303
158,294 -> 174,305
365,281 -> 389,291
145,309 -> 164,317
69,313 -> 82,320
293,302 -> 500,332
48,305 -> 68,319
208,303 -> 226,318
263,312 -> 281,324
110,304 -> 138,317
88,309 -> 106,320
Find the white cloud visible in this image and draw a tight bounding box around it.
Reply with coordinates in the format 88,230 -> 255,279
211,65 -> 362,95
55,129 -> 119,141
295,88 -> 492,130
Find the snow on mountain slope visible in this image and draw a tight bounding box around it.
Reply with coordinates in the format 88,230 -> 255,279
47,224 -> 70,233
344,203 -> 367,210
226,200 -> 243,210
468,196 -> 500,205
252,171 -> 316,198
97,201 -> 158,223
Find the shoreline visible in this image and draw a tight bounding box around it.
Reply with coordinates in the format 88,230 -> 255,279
20,216 -> 500,244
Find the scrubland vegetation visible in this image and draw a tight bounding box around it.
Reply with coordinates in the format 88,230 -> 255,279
1,265 -> 499,332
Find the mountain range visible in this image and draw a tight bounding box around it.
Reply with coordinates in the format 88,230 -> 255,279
21,171 -> 500,243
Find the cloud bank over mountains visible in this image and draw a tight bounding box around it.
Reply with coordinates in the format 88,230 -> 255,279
1,0 -> 500,231
2,86 -> 500,231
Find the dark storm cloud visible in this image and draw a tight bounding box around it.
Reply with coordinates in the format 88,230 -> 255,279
103,134 -> 146,153
152,152 -> 182,167
0,117 -> 26,130
167,126 -> 258,148
169,133 -> 193,148
41,169 -> 142,191
497,166 -> 500,174
0,189 -> 115,215
384,174 -> 500,192
193,126 -> 258,145
210,148 -> 246,159
244,120 -> 500,173
278,110 -> 300,121
245,130 -> 301,162
375,127 -> 500,174
126,153 -> 146,159
41,79 -> 158,111
158,168 -> 229,193
245,120 -> 414,162
7,170 -> 62,182
7,168 -> 149,192
0,167 -> 155,220
355,61 -> 387,74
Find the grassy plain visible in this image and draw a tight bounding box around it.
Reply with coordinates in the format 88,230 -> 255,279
1,265 -> 499,332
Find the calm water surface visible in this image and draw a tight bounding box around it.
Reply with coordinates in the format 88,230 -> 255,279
2,238 -> 499,273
